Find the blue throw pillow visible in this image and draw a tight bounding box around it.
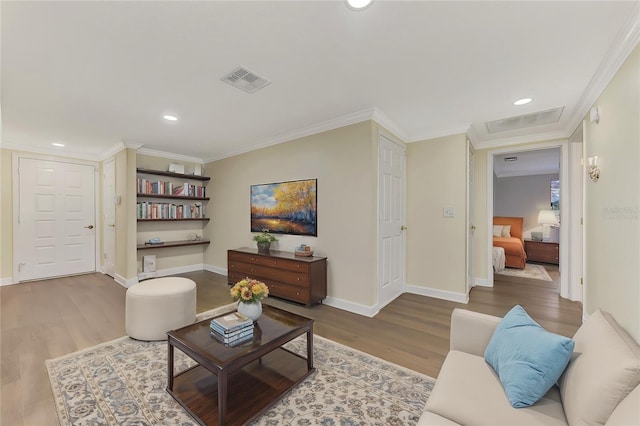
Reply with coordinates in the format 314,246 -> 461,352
484,305 -> 575,408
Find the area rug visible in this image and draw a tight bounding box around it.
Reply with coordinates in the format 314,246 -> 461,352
496,263 -> 552,281
46,305 -> 434,425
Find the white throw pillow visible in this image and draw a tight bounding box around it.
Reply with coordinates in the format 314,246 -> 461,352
501,225 -> 512,238
493,225 -> 503,237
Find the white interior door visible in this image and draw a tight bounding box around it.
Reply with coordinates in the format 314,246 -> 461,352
103,159 -> 116,277
378,134 -> 406,308
467,142 -> 475,293
16,157 -> 96,281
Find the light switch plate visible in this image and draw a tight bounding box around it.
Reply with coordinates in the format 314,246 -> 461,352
443,207 -> 455,218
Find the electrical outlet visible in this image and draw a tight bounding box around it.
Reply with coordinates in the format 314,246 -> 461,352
443,207 -> 455,218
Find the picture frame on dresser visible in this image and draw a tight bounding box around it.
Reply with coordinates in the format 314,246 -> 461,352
250,178 -> 317,237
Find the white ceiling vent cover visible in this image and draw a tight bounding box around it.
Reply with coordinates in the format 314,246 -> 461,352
486,107 -> 564,134
221,66 -> 271,94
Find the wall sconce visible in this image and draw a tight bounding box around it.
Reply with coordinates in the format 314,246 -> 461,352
588,156 -> 600,182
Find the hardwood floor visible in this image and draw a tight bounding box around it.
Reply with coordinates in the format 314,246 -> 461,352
0,265 -> 582,425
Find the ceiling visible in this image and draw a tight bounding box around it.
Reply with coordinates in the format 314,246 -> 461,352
493,148 -> 560,178
2,1 -> 638,162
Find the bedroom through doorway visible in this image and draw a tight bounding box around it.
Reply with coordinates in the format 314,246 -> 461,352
490,147 -> 563,294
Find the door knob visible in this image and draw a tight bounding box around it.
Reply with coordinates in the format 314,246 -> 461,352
108,224 -> 115,228
84,225 -> 94,229
400,225 -> 407,231
470,225 -> 476,231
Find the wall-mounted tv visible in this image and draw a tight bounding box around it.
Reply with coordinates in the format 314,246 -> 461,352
250,178 -> 317,237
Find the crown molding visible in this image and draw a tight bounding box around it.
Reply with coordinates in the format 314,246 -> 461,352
371,107 -> 408,142
407,123 -> 471,143
98,142 -> 127,160
136,147 -> 204,164
204,107 -> 384,162
564,2 -> 640,137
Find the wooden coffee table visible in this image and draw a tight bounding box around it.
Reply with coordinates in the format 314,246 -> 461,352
166,305 -> 314,425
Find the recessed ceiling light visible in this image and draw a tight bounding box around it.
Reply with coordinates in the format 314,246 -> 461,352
51,142 -> 65,147
346,0 -> 373,10
514,98 -> 532,106
163,115 -> 178,121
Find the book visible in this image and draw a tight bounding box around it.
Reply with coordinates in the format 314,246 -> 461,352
210,312 -> 253,333
210,327 -> 254,343
210,322 -> 253,338
210,330 -> 254,346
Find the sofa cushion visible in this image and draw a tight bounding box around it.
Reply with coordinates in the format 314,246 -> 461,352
425,350 -> 568,426
559,309 -> 640,425
605,385 -> 640,426
484,305 -> 575,408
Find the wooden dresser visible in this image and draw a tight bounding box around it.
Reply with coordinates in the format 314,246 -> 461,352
227,248 -> 327,306
524,240 -> 559,265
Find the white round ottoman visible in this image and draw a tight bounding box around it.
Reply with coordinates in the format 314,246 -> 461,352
126,277 -> 197,341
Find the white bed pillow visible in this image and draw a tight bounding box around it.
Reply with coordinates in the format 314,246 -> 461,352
501,225 -> 512,238
493,225 -> 503,237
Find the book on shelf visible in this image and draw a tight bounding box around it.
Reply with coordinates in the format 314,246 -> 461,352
210,312 -> 253,333
210,330 -> 254,346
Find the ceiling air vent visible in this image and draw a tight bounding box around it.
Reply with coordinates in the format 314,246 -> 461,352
486,107 -> 564,134
221,66 -> 271,94
504,156 -> 518,162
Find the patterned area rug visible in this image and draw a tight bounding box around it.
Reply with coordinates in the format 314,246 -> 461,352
46,306 -> 434,425
495,263 -> 552,281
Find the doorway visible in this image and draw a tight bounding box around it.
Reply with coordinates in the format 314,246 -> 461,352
14,155 -> 97,281
486,142 -> 570,299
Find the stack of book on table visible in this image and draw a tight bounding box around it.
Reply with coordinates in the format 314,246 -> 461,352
210,312 -> 254,346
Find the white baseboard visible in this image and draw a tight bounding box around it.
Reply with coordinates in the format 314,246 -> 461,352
474,277 -> 493,287
323,296 -> 380,317
0,277 -> 16,286
204,264 -> 227,276
137,264 -> 205,282
115,273 -> 137,288
405,284 -> 469,304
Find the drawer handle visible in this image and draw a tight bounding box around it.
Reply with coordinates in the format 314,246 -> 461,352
297,277 -> 300,281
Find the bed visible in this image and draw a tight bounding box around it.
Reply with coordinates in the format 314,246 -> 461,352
493,216 -> 527,269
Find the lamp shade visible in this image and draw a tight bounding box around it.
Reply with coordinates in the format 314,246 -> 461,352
538,209 -> 559,225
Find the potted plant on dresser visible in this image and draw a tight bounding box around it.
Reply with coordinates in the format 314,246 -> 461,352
253,230 -> 278,253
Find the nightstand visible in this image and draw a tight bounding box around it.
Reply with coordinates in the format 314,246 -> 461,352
524,240 -> 559,265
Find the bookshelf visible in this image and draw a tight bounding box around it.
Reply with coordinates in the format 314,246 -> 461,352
136,168 -> 210,251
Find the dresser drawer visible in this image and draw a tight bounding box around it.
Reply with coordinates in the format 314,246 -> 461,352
228,252 -> 310,274
266,282 -> 310,305
229,261 -> 309,287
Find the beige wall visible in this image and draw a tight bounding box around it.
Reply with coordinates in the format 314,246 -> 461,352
204,122 -> 379,307
584,44 -> 639,341
406,133 -> 467,295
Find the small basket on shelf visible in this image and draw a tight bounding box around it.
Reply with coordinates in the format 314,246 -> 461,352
294,244 -> 314,257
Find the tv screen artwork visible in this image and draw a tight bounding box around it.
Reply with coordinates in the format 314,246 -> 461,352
250,178 -> 317,236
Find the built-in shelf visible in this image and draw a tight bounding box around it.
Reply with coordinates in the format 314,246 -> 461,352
137,218 -> 210,223
137,193 -> 210,201
137,240 -> 211,250
136,168 -> 210,182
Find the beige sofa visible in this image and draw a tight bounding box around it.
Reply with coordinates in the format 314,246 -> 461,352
419,308 -> 640,426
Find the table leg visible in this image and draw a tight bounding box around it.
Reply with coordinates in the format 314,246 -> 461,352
307,326 -> 314,370
167,340 -> 174,391
218,370 -> 227,425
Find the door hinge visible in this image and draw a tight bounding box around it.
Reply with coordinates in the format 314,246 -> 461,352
580,277 -> 583,285
580,218 -> 584,225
